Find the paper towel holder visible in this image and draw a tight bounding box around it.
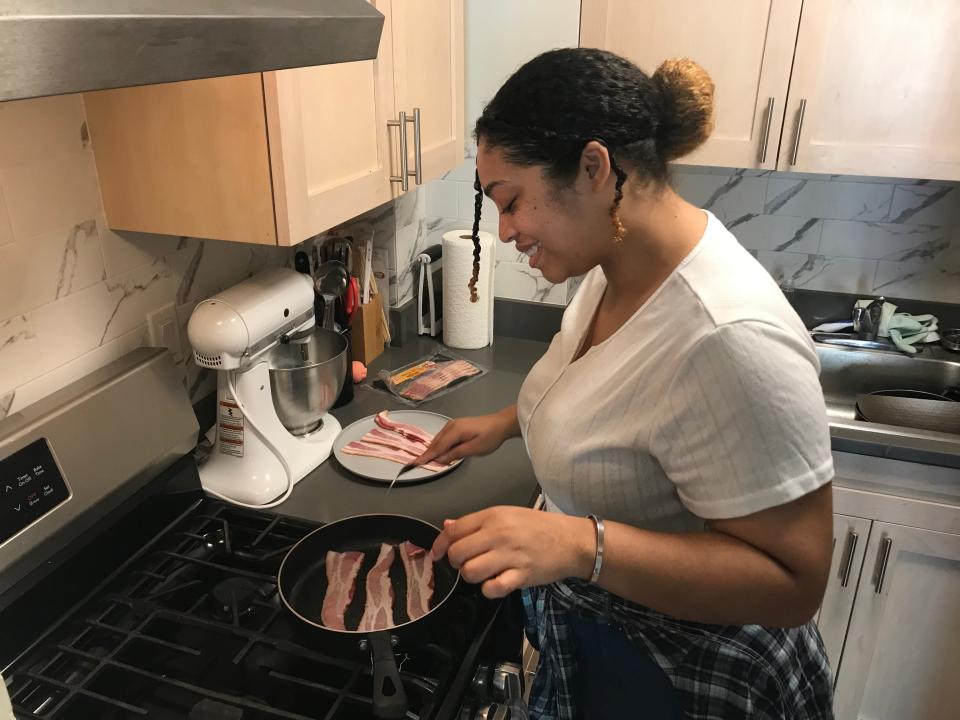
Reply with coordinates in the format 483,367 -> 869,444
417,245 -> 443,337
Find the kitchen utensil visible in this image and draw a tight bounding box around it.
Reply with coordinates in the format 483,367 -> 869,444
277,513 -> 461,719
856,389 -> 960,435
316,260 -> 350,330
262,327 -> 348,436
340,237 -> 355,273
317,260 -> 350,298
186,268 -> 346,507
389,460 -> 422,491
322,237 -> 354,273
346,276 -> 361,322
320,291 -> 337,330
417,244 -> 443,337
942,328 -> 960,353
333,411 -> 462,483
363,234 -> 375,303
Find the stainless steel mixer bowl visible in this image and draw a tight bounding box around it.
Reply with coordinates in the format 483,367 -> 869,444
264,327 -> 348,436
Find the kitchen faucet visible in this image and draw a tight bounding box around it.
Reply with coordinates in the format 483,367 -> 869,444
853,296 -> 885,341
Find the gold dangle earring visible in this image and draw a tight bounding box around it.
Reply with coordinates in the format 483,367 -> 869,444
610,205 -> 627,244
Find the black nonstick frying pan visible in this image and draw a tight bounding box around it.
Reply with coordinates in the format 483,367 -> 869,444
856,389 -> 960,435
277,514 -> 460,719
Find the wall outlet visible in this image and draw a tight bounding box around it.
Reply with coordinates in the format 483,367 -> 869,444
146,303 -> 183,363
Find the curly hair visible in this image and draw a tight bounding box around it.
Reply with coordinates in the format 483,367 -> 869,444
466,48 -> 714,299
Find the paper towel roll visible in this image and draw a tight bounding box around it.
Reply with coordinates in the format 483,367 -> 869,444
442,229 -> 495,349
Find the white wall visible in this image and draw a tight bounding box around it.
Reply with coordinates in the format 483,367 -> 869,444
398,0 -> 584,309
465,0 -> 582,152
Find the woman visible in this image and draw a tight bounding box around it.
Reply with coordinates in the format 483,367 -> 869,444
418,49 -> 834,719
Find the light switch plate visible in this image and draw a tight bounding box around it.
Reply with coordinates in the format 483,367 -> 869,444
147,303 -> 183,363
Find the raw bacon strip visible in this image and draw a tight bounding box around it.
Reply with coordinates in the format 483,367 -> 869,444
358,543 -> 396,632
399,541 -> 434,620
400,360 -> 481,401
375,411 -> 434,445
321,550 -> 364,630
362,427 -> 429,456
342,440 -> 446,472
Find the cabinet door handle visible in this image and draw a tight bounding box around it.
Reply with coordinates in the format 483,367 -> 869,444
388,110 -> 410,191
789,98 -> 807,166
875,537 -> 893,594
840,530 -> 859,588
759,97 -> 775,164
410,107 -> 422,185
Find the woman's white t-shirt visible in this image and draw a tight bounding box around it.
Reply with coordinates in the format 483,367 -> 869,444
517,211 -> 833,532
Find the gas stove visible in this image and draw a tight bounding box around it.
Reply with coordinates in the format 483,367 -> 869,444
4,495 -> 521,719
0,349 -> 527,720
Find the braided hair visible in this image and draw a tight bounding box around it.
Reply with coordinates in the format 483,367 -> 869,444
467,49 -> 714,297
468,169 -> 483,303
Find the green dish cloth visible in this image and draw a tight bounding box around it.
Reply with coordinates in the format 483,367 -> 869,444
880,308 -> 940,354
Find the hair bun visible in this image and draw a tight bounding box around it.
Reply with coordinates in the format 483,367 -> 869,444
652,58 -> 715,161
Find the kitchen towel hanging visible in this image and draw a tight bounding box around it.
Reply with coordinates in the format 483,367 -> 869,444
441,230 -> 495,349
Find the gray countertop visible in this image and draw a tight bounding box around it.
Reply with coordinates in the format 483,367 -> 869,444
271,327 -> 958,528
273,336 -> 548,526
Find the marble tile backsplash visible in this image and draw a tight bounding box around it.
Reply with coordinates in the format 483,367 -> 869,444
422,158 -> 960,308
0,94 -> 294,420
674,166 -> 960,301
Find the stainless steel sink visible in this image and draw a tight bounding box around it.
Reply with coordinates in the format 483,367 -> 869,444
815,340 -> 960,465
817,342 -> 960,420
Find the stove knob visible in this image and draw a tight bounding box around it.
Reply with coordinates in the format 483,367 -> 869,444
492,662 -> 524,702
491,662 -> 529,720
475,703 -> 510,720
471,663 -> 492,696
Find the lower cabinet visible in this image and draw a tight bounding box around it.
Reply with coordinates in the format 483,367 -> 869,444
816,514 -> 871,675
816,507 -> 960,720
831,523 -> 960,720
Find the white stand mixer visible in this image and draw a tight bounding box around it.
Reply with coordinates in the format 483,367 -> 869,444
187,268 -> 347,508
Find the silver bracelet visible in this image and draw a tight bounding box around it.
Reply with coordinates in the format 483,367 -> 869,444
587,514 -> 605,584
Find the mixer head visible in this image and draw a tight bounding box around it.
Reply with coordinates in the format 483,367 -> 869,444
187,268 -> 315,370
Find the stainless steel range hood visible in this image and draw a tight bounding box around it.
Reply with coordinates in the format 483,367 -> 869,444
0,1 -> 385,102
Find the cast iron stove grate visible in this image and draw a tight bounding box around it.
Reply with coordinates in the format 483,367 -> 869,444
5,500 -> 479,720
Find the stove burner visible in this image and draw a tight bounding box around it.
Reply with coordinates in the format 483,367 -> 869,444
3,499 -> 504,720
188,698 -> 244,720
211,577 -> 260,618
202,528 -> 226,549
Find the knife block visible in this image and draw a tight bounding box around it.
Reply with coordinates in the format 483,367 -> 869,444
352,292 -> 389,365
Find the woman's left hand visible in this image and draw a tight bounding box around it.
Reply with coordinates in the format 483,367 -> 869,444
430,506 -> 596,598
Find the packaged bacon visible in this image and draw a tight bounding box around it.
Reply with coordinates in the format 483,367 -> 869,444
373,348 -> 488,406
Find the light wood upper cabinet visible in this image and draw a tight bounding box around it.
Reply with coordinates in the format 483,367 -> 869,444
832,522 -> 960,720
391,0 -> 464,183
84,0 -> 464,247
264,0 -> 398,246
580,0 -> 802,170
84,74 -> 278,245
780,0 -> 960,180
583,0 -> 960,180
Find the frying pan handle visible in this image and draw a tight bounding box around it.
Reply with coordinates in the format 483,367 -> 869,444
369,632 -> 408,719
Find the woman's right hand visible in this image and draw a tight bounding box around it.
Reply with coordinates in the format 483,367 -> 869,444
416,405 -> 519,466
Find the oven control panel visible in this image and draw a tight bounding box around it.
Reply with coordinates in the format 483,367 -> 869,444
1,438 -> 71,545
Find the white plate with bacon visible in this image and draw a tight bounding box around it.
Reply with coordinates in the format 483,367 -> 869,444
332,410 -> 462,483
